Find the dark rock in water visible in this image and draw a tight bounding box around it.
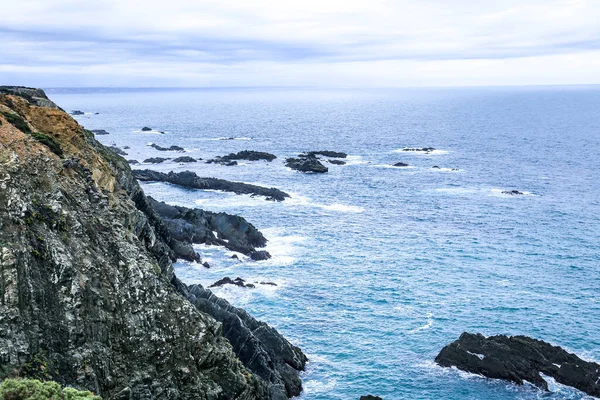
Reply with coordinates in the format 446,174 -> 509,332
435,332 -> 600,397
502,190 -> 525,195
360,396 -> 383,400
208,150 -> 277,165
432,165 -> 440,169
393,162 -> 409,167
147,197 -> 270,258
402,147 -> 435,152
260,282 -> 278,286
149,143 -> 185,152
127,159 -> 139,164
307,150 -> 348,158
328,159 -> 346,165
123,146 -> 130,149
209,277 -> 255,289
107,146 -> 128,156
90,129 -> 110,135
94,112 -> 100,115
70,110 -> 84,115
141,126 -> 152,131
231,254 -> 239,259
202,262 -> 211,268
0,89 -> 304,399
173,156 -> 197,163
186,284 -> 308,398
220,137 -> 235,140
250,250 -> 272,261
286,155 -> 328,173
143,157 -> 170,164
134,169 -> 290,201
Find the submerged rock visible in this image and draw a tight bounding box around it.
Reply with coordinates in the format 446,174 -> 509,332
393,162 -> 409,167
250,250 -> 272,261
328,159 -> 346,165
142,157 -> 170,163
149,143 -> 185,152
90,129 -> 110,135
127,159 -> 140,164
435,332 -> 600,397
360,396 -> 383,400
172,156 -> 197,163
307,150 -> 347,158
502,190 -> 525,195
134,169 -> 290,201
402,147 -> 435,152
208,150 -> 277,165
209,277 -> 255,289
70,110 -> 84,115
285,154 -> 328,173
141,126 -> 152,131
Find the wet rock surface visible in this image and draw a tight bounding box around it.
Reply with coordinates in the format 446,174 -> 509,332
209,277 -> 255,288
393,162 -> 409,167
107,145 -> 128,156
142,157 -> 170,163
285,154 -> 328,173
402,147 -> 435,152
149,143 -> 185,152
172,156 -> 198,163
134,169 -> 290,201
502,190 -> 525,195
207,150 -> 277,165
306,150 -> 347,158
90,129 -> 110,135
435,332 -> 600,397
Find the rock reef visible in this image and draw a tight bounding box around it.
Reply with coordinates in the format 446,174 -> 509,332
285,154 -> 328,173
0,87 -> 305,399
133,169 -> 290,201
436,332 -> 600,397
207,150 -> 277,165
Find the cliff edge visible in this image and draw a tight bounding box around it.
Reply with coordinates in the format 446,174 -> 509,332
0,88 -> 305,399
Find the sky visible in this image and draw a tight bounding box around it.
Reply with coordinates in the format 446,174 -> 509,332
2,0 -> 600,88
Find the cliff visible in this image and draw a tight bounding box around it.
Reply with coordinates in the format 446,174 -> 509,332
0,88 -> 305,399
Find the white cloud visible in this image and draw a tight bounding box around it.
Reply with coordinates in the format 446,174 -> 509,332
1,0 -> 599,86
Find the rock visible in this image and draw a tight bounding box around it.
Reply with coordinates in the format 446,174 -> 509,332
250,250 -> 272,261
141,126 -> 152,131
259,282 -> 277,286
134,170 -> 290,201
432,165 -> 440,169
90,129 -> 110,135
219,137 -> 235,140
107,146 -> 128,156
173,156 -> 197,163
142,157 -> 170,164
402,147 -> 435,152
502,190 -> 525,195
70,110 -> 84,115
0,90 -> 304,399
123,146 -> 130,149
94,112 -> 100,115
285,154 -> 328,173
149,143 -> 185,152
147,198 -> 270,258
209,277 -> 255,289
231,254 -> 239,259
360,396 -> 383,400
127,159 -> 139,164
187,284 -> 308,398
207,150 -> 277,165
435,332 -> 600,397
0,86 -> 62,109
393,162 -> 409,167
202,262 -> 211,268
307,150 -> 347,158
328,160 -> 346,165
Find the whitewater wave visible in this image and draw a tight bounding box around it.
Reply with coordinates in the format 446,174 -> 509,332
262,228 -> 307,266
408,312 -> 434,333
205,137 -> 253,141
393,148 -> 449,155
341,155 -> 370,166
287,193 -> 365,213
302,379 -> 337,394
371,164 -> 417,169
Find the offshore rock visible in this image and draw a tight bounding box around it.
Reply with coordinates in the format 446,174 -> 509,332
209,277 -> 255,289
502,190 -> 525,195
306,150 -> 347,158
360,396 -> 383,400
393,162 -> 409,167
173,156 -> 198,163
402,147 -> 435,153
285,154 -> 328,173
148,197 -> 270,258
134,169 -> 290,201
149,143 -> 185,152
107,146 -> 128,156
207,150 -> 277,165
143,157 -> 170,163
328,159 -> 346,165
0,88 -> 304,399
90,129 -> 110,135
435,332 -> 600,397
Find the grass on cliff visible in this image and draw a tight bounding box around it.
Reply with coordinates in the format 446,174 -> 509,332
0,379 -> 101,400
0,111 -> 63,157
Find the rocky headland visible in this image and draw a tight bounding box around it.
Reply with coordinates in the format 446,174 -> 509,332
0,87 -> 305,399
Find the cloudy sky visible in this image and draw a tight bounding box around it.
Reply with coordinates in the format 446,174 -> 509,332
2,0 -> 600,87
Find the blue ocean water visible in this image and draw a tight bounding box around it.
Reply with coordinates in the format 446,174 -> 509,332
50,86 -> 600,400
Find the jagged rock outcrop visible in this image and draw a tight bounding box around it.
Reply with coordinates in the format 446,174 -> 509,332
133,170 -> 290,201
149,143 -> 185,152
436,333 -> 600,397
0,88 -> 305,399
186,285 -> 307,399
143,157 -> 170,163
148,198 -> 270,259
306,150 -> 347,158
285,154 -> 328,173
207,151 -> 277,165
209,277 -> 255,289
173,156 -> 198,163
0,86 -> 61,109
90,129 -> 110,135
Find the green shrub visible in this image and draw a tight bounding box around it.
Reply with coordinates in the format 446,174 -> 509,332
0,111 -> 31,133
0,379 -> 101,400
28,132 -> 63,157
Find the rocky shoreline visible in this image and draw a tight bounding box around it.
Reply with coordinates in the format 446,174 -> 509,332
0,87 -> 305,399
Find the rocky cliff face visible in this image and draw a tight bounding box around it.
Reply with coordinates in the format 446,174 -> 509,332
0,88 -> 305,399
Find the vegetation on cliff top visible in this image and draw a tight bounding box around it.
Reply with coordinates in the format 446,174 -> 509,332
0,379 -> 101,400
0,110 -> 63,156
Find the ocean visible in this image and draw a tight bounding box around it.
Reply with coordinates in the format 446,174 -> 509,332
49,86 -> 600,400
